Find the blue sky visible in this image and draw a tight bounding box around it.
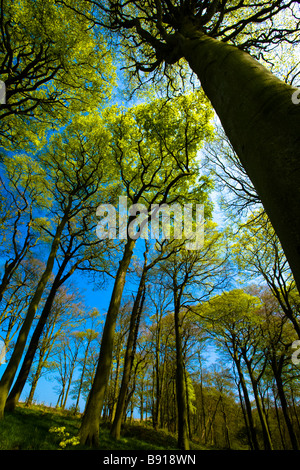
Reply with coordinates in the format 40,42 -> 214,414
0,188 -> 225,412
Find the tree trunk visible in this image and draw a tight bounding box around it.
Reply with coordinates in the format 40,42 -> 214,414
25,337 -> 49,407
272,358 -> 298,450
74,338 -> 92,413
79,238 -> 135,447
110,265 -> 146,440
179,27 -> 300,291
245,360 -> 273,450
0,215 -> 68,419
173,299 -> 190,450
234,356 -> 260,450
5,277 -> 62,411
153,322 -> 162,430
274,391 -> 286,450
220,395 -> 231,449
62,356 -> 77,410
110,343 -> 122,423
25,367 -> 40,407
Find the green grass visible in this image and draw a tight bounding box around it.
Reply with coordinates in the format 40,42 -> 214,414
0,404 -> 207,451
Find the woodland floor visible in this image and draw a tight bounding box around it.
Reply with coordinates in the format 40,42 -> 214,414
0,403 -> 210,451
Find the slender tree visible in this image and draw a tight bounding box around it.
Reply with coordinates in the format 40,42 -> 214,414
4,117 -> 117,412
158,222 -> 228,449
197,290 -> 264,449
79,92 -> 213,446
110,239 -> 179,439
0,117 -> 112,418
235,211 -> 300,338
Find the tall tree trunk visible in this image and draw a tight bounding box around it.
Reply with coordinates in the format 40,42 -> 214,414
173,297 -> 190,450
79,238 -> 136,447
234,356 -> 260,450
274,391 -> 286,450
25,331 -> 53,408
5,275 -> 62,411
206,396 -> 221,445
220,395 -> 231,449
245,361 -> 273,450
179,27 -> 300,291
25,366 -> 40,407
272,358 -> 298,450
62,353 -> 78,410
74,338 -> 92,414
153,321 -> 162,430
0,214 -> 68,419
110,265 -> 146,440
5,242 -> 80,412
237,382 -> 253,450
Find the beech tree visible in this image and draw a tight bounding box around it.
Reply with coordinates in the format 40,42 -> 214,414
79,92 -> 213,447
234,211 -> 300,338
4,118 -> 117,413
24,288 -> 85,408
110,239 -> 182,440
71,0 -> 300,294
252,285 -> 299,449
0,115 -> 114,419
0,0 -> 115,148
0,157 -> 46,305
157,222 -> 228,449
197,290 -> 263,449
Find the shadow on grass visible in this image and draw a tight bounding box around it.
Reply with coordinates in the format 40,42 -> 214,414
0,404 -> 208,451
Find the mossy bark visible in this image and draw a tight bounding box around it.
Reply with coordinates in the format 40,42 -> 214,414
179,27 -> 300,290
79,238 -> 136,447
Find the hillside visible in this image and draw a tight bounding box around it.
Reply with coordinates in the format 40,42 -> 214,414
0,404 -> 209,451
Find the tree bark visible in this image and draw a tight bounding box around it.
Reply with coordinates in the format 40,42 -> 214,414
153,320 -> 163,430
243,357 -> 273,450
62,349 -> 79,410
74,335 -> 94,414
234,355 -> 260,450
25,364 -> 41,407
179,27 -> 300,290
173,297 -> 190,450
5,275 -> 62,411
272,356 -> 298,450
79,238 -> 136,447
110,265 -> 146,440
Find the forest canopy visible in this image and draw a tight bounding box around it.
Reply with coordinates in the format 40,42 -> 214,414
0,0 -> 300,453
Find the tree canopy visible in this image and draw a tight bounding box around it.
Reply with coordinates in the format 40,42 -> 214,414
1,0 -> 300,454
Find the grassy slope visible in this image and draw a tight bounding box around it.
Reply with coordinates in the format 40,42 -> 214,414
0,404 -> 208,451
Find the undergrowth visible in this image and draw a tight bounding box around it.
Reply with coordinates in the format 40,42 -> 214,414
0,404 -> 207,451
